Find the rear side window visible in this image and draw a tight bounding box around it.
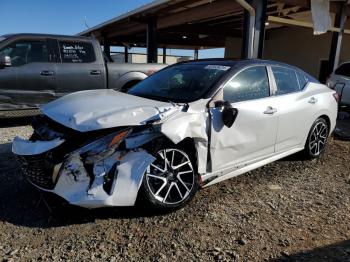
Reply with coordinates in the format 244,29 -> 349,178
335,63 -> 350,77
58,41 -> 95,63
223,66 -> 270,103
296,71 -> 308,89
0,40 -> 49,66
272,66 -> 300,95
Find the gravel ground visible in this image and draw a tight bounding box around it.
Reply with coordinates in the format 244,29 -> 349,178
0,123 -> 350,262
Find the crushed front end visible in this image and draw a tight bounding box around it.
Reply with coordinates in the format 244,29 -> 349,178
13,115 -> 157,208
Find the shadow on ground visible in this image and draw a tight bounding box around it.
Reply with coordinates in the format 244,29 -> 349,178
0,117 -> 33,128
271,240 -> 350,262
334,108 -> 350,140
0,142 -> 167,228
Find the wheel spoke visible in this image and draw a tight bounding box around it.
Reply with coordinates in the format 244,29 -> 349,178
155,181 -> 167,196
178,170 -> 193,176
315,142 -> 320,155
174,183 -> 183,199
158,150 -> 168,171
150,163 -> 165,173
163,183 -> 174,203
172,160 -> 191,170
178,176 -> 190,192
171,150 -> 175,167
310,142 -> 317,150
147,173 -> 166,182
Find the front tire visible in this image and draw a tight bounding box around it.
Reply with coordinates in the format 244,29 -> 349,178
304,118 -> 329,158
139,145 -> 198,210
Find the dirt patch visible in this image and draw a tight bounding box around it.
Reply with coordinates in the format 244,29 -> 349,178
0,126 -> 349,261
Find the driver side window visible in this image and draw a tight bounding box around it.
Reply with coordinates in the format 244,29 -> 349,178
0,40 -> 49,67
223,66 -> 270,103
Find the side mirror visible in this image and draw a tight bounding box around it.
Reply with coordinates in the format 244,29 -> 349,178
0,55 -> 11,68
214,100 -> 238,128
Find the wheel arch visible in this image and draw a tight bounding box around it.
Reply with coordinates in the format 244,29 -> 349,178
318,114 -> 331,132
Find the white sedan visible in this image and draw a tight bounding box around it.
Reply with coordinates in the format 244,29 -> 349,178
13,59 -> 338,210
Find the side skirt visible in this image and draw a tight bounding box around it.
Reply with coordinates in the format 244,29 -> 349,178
202,147 -> 304,187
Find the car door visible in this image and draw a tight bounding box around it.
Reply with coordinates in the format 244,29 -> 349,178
54,39 -> 106,96
0,39 -> 56,109
209,65 -> 279,172
270,66 -> 317,152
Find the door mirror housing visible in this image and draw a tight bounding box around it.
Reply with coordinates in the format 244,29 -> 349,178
0,55 -> 11,68
214,100 -> 238,128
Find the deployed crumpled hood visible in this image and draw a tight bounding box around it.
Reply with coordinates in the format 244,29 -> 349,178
41,90 -> 174,132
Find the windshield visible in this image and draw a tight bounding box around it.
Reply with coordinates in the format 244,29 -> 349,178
128,64 -> 231,103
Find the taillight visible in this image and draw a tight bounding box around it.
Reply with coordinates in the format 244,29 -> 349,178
333,93 -> 341,103
146,70 -> 157,76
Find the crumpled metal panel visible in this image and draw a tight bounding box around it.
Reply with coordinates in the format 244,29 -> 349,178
53,150 -> 155,208
41,89 -> 174,132
12,136 -> 65,156
160,99 -> 210,174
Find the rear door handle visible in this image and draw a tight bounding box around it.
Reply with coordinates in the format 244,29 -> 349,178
308,97 -> 318,104
40,70 -> 54,76
264,106 -> 277,115
90,70 -> 101,75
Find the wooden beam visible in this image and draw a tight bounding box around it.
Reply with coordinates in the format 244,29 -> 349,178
267,15 -> 350,34
105,0 -> 243,38
165,24 -> 242,37
271,0 -> 350,16
108,35 -> 225,48
158,0 -> 242,30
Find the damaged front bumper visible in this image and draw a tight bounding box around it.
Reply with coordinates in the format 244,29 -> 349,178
13,131 -> 155,209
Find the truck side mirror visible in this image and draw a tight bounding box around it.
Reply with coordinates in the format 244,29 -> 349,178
214,100 -> 238,128
0,55 -> 11,68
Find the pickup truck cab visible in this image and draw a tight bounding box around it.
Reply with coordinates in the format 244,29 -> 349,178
0,33 -> 166,117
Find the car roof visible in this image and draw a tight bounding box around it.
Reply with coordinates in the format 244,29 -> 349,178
1,33 -> 92,41
178,58 -> 299,69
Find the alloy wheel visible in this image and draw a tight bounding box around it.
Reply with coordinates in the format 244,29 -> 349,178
309,121 -> 328,156
145,149 -> 195,205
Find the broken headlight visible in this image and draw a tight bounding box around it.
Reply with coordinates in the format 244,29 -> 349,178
79,128 -> 132,163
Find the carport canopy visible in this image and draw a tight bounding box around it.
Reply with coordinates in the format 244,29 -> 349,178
78,0 -> 350,68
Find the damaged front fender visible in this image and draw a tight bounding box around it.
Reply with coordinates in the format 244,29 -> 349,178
54,149 -> 155,208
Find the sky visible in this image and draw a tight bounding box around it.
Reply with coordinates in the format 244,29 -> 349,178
1,0 -> 224,58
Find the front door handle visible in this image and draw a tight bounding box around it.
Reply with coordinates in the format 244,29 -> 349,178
308,97 -> 318,104
40,70 -> 54,76
264,106 -> 277,115
90,70 -> 101,75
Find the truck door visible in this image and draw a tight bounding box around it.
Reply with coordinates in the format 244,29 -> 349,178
54,39 -> 106,96
0,39 -> 57,109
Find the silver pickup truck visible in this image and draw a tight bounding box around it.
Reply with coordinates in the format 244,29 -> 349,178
0,33 -> 166,117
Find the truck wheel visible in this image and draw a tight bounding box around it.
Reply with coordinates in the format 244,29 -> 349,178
120,80 -> 140,93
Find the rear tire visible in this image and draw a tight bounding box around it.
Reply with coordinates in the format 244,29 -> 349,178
138,142 -> 198,211
303,118 -> 329,159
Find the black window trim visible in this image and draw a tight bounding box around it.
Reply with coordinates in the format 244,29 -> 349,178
270,65 -> 306,97
220,64 -> 273,104
335,62 -> 350,77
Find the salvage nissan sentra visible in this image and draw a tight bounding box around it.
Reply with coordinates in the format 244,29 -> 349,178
12,59 -> 338,210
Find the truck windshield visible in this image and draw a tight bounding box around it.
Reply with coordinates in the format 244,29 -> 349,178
128,64 -> 231,103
